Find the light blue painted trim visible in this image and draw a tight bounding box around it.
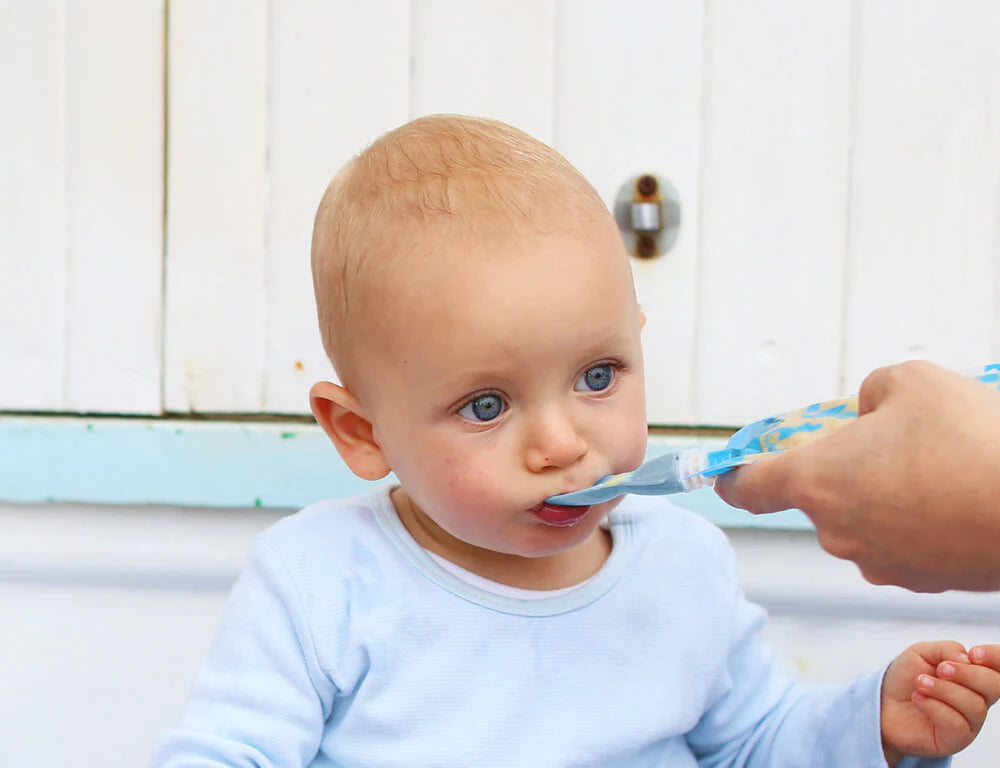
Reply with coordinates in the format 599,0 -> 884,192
0,417 -> 364,510
0,417 -> 811,530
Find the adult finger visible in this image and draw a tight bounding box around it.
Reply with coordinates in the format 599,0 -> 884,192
713,452 -> 800,515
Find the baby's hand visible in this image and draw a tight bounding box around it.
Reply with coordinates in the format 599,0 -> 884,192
880,641 -> 1000,766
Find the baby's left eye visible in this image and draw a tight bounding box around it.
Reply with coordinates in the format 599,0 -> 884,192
575,364 -> 615,392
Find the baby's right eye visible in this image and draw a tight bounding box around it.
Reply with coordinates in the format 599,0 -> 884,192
458,394 -> 506,422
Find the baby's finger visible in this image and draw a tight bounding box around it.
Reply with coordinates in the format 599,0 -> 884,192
971,645 -> 1000,673
939,659 -> 1000,708
910,692 -> 974,754
916,674 -> 988,734
909,641 -> 969,667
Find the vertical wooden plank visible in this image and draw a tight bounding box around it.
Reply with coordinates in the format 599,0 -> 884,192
844,0 -> 1000,387
164,0 -> 269,412
696,0 -> 852,425
0,1 -> 67,410
554,0 -> 703,425
0,2 -> 163,415
64,0 -> 164,413
410,0 -> 556,143
995,253 -> 1000,367
264,0 -> 411,413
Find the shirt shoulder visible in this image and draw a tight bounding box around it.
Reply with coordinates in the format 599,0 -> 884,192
253,486 -> 397,581
617,494 -> 731,551
614,495 -> 740,590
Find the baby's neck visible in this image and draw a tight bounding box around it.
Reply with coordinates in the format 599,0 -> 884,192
459,529 -> 612,591
390,487 -> 612,590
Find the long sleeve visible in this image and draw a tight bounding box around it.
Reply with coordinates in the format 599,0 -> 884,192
150,492 -> 958,767
150,539 -> 336,768
685,549 -> 950,768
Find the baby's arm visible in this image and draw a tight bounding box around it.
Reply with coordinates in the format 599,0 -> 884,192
151,539 -> 335,767
684,529 -> 923,767
881,642 -> 1000,765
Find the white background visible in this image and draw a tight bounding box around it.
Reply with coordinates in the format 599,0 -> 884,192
2,2 -> 999,766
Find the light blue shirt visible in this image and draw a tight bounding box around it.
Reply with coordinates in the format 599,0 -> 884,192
152,486 -> 946,767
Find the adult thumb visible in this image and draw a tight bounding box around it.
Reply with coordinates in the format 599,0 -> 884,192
856,364 -> 898,416
713,451 -> 800,515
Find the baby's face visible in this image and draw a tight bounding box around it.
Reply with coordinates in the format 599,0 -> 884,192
357,217 -> 648,561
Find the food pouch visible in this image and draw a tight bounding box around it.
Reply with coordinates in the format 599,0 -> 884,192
696,362 -> 1000,477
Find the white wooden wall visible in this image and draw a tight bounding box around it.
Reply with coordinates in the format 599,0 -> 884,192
4,7 -> 999,766
0,0 -> 163,413
2,0 -> 999,425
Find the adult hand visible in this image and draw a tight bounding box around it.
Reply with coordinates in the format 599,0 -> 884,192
714,360 -> 1000,592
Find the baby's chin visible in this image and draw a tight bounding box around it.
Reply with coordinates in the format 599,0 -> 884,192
515,510 -> 611,557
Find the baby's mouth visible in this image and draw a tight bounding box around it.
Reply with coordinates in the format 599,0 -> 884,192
529,501 -> 591,527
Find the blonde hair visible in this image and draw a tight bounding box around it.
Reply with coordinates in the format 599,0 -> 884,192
311,114 -> 608,383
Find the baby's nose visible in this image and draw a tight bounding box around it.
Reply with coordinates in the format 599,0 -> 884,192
524,412 -> 588,472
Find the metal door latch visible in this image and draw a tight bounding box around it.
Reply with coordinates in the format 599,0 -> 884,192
614,174 -> 681,259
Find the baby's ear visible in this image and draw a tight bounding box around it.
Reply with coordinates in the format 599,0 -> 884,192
310,381 -> 391,481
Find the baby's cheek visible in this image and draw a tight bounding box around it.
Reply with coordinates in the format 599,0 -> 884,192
445,467 -> 505,509
611,422 -> 649,474
613,388 -> 649,468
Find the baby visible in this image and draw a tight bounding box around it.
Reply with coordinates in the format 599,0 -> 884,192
153,115 -> 1000,767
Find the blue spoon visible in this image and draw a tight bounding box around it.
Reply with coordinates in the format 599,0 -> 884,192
546,448 -> 750,506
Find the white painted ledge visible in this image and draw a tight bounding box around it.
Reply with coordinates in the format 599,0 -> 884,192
1,500 -> 998,625
727,528 -> 1000,624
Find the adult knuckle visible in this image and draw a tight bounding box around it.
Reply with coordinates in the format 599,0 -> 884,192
784,465 -> 822,513
860,363 -> 892,394
857,562 -> 897,587
814,529 -> 859,562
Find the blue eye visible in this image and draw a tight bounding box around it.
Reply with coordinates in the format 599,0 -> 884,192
575,364 -> 615,392
458,394 -> 506,422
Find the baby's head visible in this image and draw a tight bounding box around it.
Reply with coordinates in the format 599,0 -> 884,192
311,114 -> 612,389
310,115 -> 649,564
